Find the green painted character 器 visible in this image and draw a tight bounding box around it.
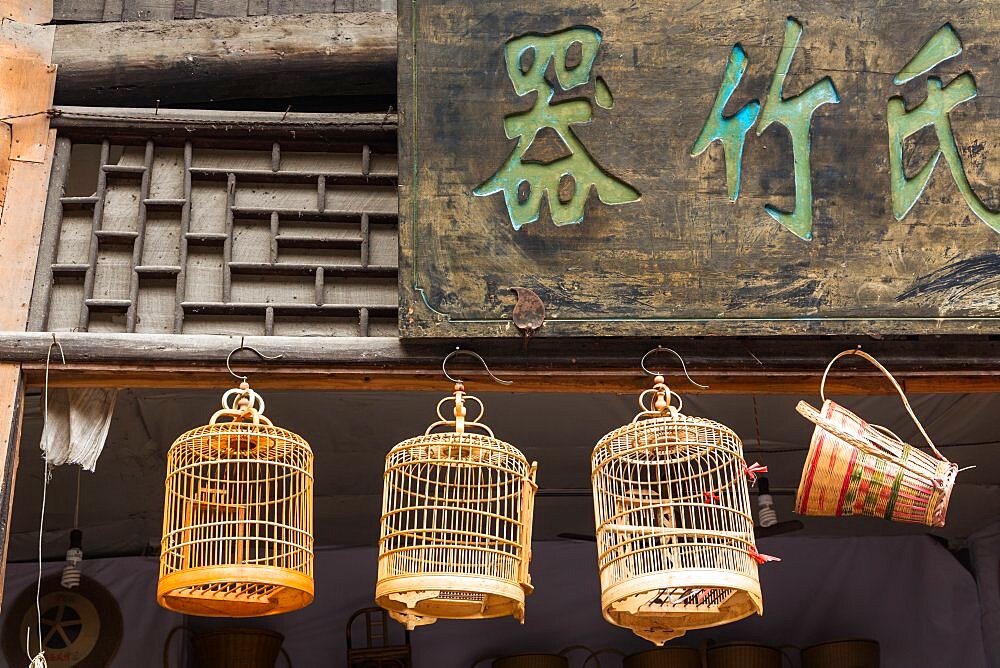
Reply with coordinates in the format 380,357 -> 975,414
474,27 -> 639,230
888,23 -> 998,233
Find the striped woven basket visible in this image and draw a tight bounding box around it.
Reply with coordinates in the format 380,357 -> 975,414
794,349 -> 959,527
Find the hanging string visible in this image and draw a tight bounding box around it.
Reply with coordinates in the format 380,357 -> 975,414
752,395 -> 762,450
73,467 -> 80,529
742,395 -> 770,484
29,336 -> 65,668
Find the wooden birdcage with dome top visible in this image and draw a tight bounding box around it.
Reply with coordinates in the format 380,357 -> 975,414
590,348 -> 768,645
376,350 -> 538,630
158,347 -> 314,617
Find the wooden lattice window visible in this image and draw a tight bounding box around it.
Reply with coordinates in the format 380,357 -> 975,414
28,107 -> 398,336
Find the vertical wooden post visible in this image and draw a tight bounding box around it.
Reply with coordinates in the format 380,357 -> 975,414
0,367 -> 24,599
0,18 -> 57,607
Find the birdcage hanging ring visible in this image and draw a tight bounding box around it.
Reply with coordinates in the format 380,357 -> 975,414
376,349 -> 538,630
590,347 -> 773,645
158,346 -> 314,618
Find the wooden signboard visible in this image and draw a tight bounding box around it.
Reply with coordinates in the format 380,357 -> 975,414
399,0 -> 1000,337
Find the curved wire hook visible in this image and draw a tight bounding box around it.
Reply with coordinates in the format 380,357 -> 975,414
640,346 -> 709,389
442,347 -> 513,386
226,338 -> 282,382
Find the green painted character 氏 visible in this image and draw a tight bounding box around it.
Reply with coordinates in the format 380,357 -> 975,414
888,23 -> 998,233
474,27 -> 639,230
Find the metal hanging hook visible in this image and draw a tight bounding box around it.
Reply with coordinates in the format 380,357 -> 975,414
640,346 -> 709,389
442,347 -> 513,386
226,338 -> 282,382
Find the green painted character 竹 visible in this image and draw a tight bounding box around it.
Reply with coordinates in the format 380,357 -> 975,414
692,18 -> 840,241
474,27 -> 639,230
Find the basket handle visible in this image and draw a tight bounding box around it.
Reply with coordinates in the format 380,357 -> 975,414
819,349 -> 947,462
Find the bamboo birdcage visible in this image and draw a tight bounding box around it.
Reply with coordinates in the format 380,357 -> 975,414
376,370 -> 538,630
158,381 -> 314,617
591,363 -> 765,645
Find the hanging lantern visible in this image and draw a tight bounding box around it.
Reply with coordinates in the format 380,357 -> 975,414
590,348 -> 774,645
376,349 -> 537,630
158,347 -> 314,617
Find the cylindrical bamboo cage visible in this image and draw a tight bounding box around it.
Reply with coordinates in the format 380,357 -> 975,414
192,628 -> 285,667
158,383 -> 314,617
706,642 -> 781,668
493,655 -> 568,668
591,374 -> 763,644
801,639 -> 879,667
377,382 -> 538,629
624,647 -> 702,668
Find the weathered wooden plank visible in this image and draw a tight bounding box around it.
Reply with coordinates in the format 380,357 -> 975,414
2,0 -> 53,24
0,19 -> 53,61
52,0 -> 107,21
121,0 -> 175,20
354,0 -> 392,11
0,365 -> 24,605
0,124 -> 10,214
0,60 -> 55,164
50,106 -> 397,145
193,0 -> 249,18
267,0 -> 335,13
400,0 -> 1000,338
26,136 -> 72,332
0,137 -> 56,331
0,22 -> 56,609
101,0 -> 122,20
51,13 -> 397,106
0,24 -> 56,165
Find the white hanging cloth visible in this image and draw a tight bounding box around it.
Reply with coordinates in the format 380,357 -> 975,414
39,389 -> 117,471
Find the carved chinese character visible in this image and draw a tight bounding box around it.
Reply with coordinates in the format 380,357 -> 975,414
692,18 -> 840,241
888,23 -> 998,233
690,44 -> 760,203
474,27 -> 639,230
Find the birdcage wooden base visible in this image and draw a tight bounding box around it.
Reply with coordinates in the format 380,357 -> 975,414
602,570 -> 762,645
376,574 -> 528,629
157,565 -> 314,617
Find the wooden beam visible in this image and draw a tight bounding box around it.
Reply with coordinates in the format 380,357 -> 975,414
51,12 -> 397,106
50,106 -> 398,146
2,332 -> 1000,394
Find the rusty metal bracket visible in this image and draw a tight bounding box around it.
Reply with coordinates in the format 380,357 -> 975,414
510,286 -> 545,349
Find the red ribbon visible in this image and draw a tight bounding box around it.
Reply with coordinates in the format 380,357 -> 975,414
747,545 -> 781,565
744,462 -> 768,484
